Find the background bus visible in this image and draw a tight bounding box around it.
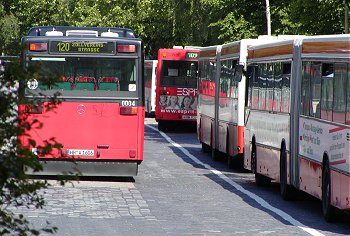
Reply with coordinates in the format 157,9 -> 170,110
155,47 -> 199,131
244,35 -> 350,221
18,26 -> 144,177
197,40 -> 262,169
144,59 -> 157,117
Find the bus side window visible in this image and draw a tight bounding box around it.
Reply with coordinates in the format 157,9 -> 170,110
246,66 -> 254,107
333,63 -> 347,124
251,65 -> 259,110
281,63 -> 291,113
320,63 -> 333,121
311,64 -> 321,118
258,64 -> 267,110
301,62 -> 312,116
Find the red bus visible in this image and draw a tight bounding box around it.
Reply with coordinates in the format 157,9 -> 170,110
155,47 -> 199,131
19,26 -> 144,177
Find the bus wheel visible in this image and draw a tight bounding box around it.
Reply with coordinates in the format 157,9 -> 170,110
227,154 -> 235,169
279,145 -> 295,200
201,142 -> 211,153
211,128 -> 220,161
228,153 -> 243,170
226,134 -> 235,169
322,158 -> 335,222
252,144 -> 271,187
158,121 -> 166,132
211,148 -> 220,162
251,143 -> 257,174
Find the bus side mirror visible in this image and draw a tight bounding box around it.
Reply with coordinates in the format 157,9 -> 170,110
234,64 -> 244,82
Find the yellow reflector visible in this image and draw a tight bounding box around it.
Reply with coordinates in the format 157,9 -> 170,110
120,106 -> 137,115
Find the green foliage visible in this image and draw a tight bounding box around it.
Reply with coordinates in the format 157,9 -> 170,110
0,13 -> 20,55
1,0 -> 349,57
289,0 -> 345,34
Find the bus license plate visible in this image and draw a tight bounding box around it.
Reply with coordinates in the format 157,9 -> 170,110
67,149 -> 94,156
182,115 -> 196,120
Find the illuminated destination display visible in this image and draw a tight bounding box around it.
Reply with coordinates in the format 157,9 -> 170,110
185,52 -> 198,59
50,41 -> 115,54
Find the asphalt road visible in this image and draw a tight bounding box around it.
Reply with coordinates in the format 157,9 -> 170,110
13,118 -> 350,235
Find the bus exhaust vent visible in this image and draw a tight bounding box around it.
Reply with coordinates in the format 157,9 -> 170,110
66,30 -> 98,37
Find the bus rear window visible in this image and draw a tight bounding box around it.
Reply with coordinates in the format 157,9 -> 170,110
26,57 -> 137,94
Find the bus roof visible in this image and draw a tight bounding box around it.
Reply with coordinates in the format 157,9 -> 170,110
27,26 -> 136,38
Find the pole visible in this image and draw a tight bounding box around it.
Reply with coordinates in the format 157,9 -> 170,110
345,0 -> 349,33
265,0 -> 271,35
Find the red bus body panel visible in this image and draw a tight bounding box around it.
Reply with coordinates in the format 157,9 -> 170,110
19,102 -> 144,161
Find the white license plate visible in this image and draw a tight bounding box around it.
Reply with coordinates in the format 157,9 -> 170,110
182,115 -> 196,120
67,149 -> 94,156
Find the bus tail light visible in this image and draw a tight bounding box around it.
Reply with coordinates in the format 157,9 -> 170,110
25,104 -> 43,114
117,45 -> 136,53
29,43 -> 48,52
120,106 -> 137,115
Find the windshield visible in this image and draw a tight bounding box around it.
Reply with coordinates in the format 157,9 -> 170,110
160,60 -> 198,88
26,57 -> 138,98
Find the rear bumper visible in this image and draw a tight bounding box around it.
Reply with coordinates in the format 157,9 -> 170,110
28,160 -> 140,177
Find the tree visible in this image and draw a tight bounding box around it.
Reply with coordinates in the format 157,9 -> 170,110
0,12 -> 20,55
0,58 -> 67,235
289,0 -> 344,34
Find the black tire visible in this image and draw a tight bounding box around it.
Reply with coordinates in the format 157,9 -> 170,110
279,146 -> 296,200
251,143 -> 257,174
211,148 -> 221,162
322,158 -> 335,222
211,127 -> 220,161
158,121 -> 167,132
201,142 -> 211,153
227,154 -> 235,169
227,154 -> 243,170
251,143 -> 271,186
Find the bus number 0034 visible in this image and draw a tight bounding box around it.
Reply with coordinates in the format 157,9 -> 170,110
121,100 -> 136,106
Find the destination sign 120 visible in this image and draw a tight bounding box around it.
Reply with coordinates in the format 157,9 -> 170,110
50,41 -> 114,54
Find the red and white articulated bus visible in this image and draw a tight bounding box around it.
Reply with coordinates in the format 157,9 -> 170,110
244,35 -> 350,221
197,40 -> 263,168
155,47 -> 199,131
144,59 -> 157,117
19,26 -> 144,177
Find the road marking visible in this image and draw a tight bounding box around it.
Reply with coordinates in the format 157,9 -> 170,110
146,124 -> 325,236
